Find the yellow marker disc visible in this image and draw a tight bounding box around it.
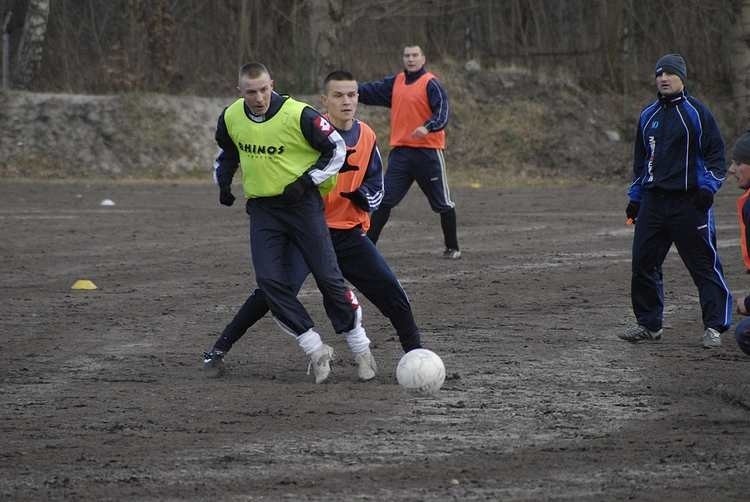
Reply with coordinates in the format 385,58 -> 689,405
71,279 -> 98,290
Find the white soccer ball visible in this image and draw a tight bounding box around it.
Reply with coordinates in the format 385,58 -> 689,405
396,349 -> 446,394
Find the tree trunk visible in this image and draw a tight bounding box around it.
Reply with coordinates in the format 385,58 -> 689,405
731,0 -> 750,133
603,0 -> 625,93
307,0 -> 342,89
143,0 -> 176,91
13,0 -> 49,89
238,0 -> 249,67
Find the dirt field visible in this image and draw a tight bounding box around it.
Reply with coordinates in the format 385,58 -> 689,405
2,179 -> 749,501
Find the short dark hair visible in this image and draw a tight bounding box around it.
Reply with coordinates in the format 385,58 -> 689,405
403,44 -> 424,54
239,62 -> 270,79
323,70 -> 356,91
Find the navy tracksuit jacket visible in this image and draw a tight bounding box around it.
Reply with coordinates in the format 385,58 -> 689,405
627,90 -> 732,332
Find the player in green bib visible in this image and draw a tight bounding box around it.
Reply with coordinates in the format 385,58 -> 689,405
205,62 -> 374,384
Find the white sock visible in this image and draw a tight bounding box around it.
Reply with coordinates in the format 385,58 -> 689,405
297,328 -> 324,355
346,326 -> 371,355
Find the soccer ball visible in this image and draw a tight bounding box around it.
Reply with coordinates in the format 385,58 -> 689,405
396,349 -> 446,394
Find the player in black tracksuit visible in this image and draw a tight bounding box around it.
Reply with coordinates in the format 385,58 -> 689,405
619,54 -> 732,348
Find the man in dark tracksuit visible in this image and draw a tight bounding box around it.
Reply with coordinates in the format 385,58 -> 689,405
619,54 -> 732,348
357,45 -> 461,259
204,71 -> 424,379
205,62 -> 371,384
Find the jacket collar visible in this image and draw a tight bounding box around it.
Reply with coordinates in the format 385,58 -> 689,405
658,89 -> 687,106
403,67 -> 427,84
243,91 -> 285,122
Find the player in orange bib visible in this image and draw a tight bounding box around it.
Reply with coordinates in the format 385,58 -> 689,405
202,71 -> 424,380
728,131 -> 750,355
358,45 -> 461,259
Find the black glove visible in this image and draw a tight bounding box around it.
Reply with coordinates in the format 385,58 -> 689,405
625,201 -> 640,220
339,149 -> 359,173
693,188 -> 714,211
219,186 -> 235,206
340,190 -> 369,211
281,173 -> 315,203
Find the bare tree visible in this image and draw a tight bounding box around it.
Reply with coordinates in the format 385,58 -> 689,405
730,0 -> 750,132
238,0 -> 249,67
13,0 -> 48,89
2,10 -> 11,89
12,0 -> 741,96
137,0 -> 177,91
307,0 -> 343,88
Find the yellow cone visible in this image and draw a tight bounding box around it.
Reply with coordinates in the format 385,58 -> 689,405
71,279 -> 98,290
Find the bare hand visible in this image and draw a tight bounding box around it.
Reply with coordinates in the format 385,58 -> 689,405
737,296 -> 749,315
411,126 -> 429,139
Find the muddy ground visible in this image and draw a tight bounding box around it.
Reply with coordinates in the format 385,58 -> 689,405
1,179 -> 749,501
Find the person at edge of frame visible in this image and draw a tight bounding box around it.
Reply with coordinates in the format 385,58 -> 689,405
727,130 -> 750,356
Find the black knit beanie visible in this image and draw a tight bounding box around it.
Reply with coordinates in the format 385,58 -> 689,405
655,53 -> 687,83
733,131 -> 750,165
